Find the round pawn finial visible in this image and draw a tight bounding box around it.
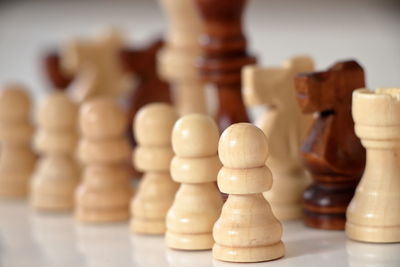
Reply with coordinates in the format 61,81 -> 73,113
172,114 -> 219,157
134,103 -> 178,146
79,97 -> 127,139
37,92 -> 78,130
0,84 -> 30,121
219,123 -> 268,169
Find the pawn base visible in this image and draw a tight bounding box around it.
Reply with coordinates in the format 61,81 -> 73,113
31,195 -> 73,212
346,222 -> 400,243
213,241 -> 285,263
130,217 -> 165,235
166,231 -> 214,250
75,206 -> 129,224
270,203 -> 303,221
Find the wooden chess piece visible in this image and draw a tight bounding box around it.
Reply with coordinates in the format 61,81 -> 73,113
30,92 -> 80,211
214,123 -> 284,262
0,85 -> 36,198
243,56 -> 314,220
194,0 -> 256,131
75,97 -> 132,223
43,50 -> 73,89
158,0 -> 207,115
346,88 -> 400,243
294,60 -> 366,230
166,114 -> 222,250
130,103 -> 179,234
61,29 -> 132,102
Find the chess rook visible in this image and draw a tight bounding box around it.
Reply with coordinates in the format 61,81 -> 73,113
158,0 -> 207,115
130,103 -> 179,234
30,92 -> 80,211
166,114 -> 222,250
0,85 -> 35,198
76,97 -> 132,223
346,88 -> 400,243
243,57 -> 314,220
213,123 -> 284,262
194,0 -> 256,131
295,60 -> 366,230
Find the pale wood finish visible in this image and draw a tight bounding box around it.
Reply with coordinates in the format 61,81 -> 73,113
346,88 -> 400,243
30,92 -> 80,211
75,97 -> 132,223
131,103 -> 179,234
61,29 -> 131,102
166,114 -> 222,250
242,57 -> 314,220
0,85 -> 35,198
214,123 -> 284,262
158,0 -> 207,115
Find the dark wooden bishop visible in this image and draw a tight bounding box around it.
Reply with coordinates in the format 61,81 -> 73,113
194,0 -> 256,131
295,60 -> 366,230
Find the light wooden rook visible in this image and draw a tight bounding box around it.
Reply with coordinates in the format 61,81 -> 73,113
243,57 -> 314,220
158,0 -> 207,115
346,88 -> 400,243
75,97 -> 132,223
214,123 -> 284,262
30,92 -> 80,211
166,114 -> 222,250
131,103 -> 179,234
0,85 -> 35,198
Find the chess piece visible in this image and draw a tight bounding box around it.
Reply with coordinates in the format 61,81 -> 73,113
213,123 -> 284,262
30,92 -> 80,211
61,29 -> 131,102
43,50 -> 73,89
295,60 -> 366,230
166,114 -> 223,250
0,85 -> 36,198
194,0 -> 256,131
158,0 -> 207,115
75,97 -> 132,223
130,103 -> 179,234
346,88 -> 400,243
242,56 -> 314,220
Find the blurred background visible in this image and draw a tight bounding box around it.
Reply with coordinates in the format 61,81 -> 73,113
0,0 -> 399,102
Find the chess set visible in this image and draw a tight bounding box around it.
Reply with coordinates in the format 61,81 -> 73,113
0,0 -> 399,265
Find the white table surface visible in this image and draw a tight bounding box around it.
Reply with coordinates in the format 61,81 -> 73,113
1,201 -> 400,267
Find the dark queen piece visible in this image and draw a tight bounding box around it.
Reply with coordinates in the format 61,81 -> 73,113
295,60 -> 366,230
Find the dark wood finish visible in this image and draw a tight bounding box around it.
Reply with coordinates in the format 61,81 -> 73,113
194,0 -> 256,131
43,51 -> 72,89
295,60 -> 366,230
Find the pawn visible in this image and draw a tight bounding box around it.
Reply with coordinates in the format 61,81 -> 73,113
214,123 -> 284,263
0,85 -> 36,198
346,88 -> 400,243
166,114 -> 223,250
75,97 -> 132,223
30,92 -> 80,211
130,103 -> 179,234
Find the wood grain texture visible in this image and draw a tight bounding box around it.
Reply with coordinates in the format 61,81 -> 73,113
194,0 -> 256,131
166,114 -> 222,250
243,56 -> 314,220
0,85 -> 35,198
213,123 -> 284,262
131,103 -> 179,234
346,88 -> 400,243
294,60 -> 366,230
30,92 -> 79,211
158,0 -> 207,115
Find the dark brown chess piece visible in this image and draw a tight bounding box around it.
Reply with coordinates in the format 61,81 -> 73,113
43,50 -> 72,90
295,60 -> 366,230
194,0 -> 256,131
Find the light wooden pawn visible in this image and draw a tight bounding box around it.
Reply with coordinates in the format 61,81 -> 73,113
242,57 -> 314,220
0,85 -> 36,198
131,103 -> 179,234
346,88 -> 400,243
30,92 -> 80,211
166,114 -> 223,250
76,97 -> 132,223
158,0 -> 207,115
214,123 -> 284,263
